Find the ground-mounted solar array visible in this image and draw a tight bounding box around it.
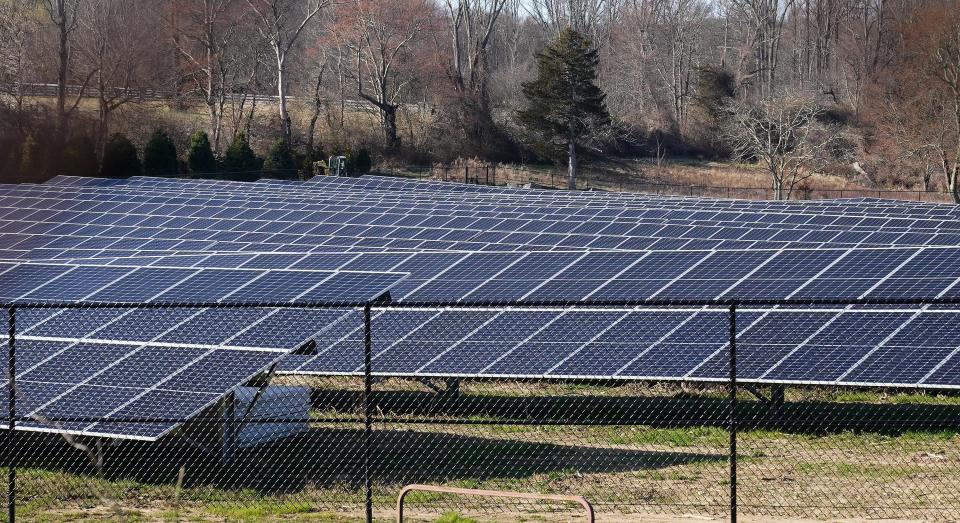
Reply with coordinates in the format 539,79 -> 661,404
3,174 -> 960,440
0,260 -> 399,439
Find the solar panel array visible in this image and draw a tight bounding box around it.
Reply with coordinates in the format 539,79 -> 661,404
0,259 -> 399,439
3,173 -> 960,439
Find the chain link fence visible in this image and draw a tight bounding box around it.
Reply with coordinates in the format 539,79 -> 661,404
3,300 -> 960,521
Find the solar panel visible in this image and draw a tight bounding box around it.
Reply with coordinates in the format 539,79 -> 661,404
3,173 -> 960,445
0,259 -> 403,440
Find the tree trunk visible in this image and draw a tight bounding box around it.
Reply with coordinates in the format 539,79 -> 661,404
306,65 -> 326,169
207,100 -> 220,150
98,97 -> 110,159
951,96 -> 960,204
383,103 -> 399,148
773,177 -> 784,200
56,0 -> 69,139
277,53 -> 291,143
568,136 -> 577,190
950,171 -> 959,204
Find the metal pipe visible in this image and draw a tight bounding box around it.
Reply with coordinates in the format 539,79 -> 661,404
396,484 -> 594,523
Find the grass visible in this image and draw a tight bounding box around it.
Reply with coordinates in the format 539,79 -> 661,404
384,157 -> 915,201
602,426 -> 729,448
435,513 -> 479,523
207,500 -> 314,520
11,381 -> 960,522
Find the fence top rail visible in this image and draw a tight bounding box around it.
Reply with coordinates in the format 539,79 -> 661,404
6,296 -> 960,310
3,300 -> 378,310
376,297 -> 960,308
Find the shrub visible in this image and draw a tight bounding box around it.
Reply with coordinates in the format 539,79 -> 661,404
187,130 -> 217,174
354,147 -> 372,173
18,134 -> 39,178
143,128 -> 179,176
263,138 -> 297,176
301,145 -> 325,177
63,135 -> 99,177
100,133 -> 141,178
222,132 -> 260,173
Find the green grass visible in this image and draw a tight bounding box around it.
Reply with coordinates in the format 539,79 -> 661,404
435,513 -> 479,523
208,500 -> 314,520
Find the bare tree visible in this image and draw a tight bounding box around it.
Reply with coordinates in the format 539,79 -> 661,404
652,0 -> 710,129
337,0 -> 431,148
446,0 -> 508,98
439,0 -> 510,156
39,0 -> 89,138
74,0 -> 167,154
730,0 -> 794,98
170,0 -> 243,153
725,94 -> 842,199
526,0 -> 625,45
304,43 -> 330,162
0,0 -> 38,123
928,6 -> 960,202
245,0 -> 326,143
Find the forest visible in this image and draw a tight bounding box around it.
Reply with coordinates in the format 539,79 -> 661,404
1,0 -> 959,201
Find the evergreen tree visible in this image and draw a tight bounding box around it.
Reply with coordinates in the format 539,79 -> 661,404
263,138 -> 296,176
63,135 -> 99,177
516,28 -> 609,189
187,130 -> 217,174
143,128 -> 179,176
354,147 -> 372,174
100,133 -> 141,178
222,133 -> 260,173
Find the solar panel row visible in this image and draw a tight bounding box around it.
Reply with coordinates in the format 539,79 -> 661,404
280,307 -> 960,390
4,183 -> 960,267
37,246 -> 960,301
3,173 -> 960,442
0,260 -> 398,440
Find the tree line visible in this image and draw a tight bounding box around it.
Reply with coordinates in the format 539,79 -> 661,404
1,0 -> 960,200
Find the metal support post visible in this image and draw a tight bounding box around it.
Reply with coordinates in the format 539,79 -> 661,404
363,303 -> 374,523
7,306 -> 15,523
728,304 -> 737,522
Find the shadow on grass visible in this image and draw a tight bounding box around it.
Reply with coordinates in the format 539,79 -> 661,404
10,424 -> 724,497
9,388 -> 960,500
311,388 -> 960,435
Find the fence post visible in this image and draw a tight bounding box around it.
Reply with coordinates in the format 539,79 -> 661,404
7,305 -> 15,523
363,303 -> 374,523
728,303 -> 737,523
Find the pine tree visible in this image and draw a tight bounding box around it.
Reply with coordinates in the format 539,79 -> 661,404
263,138 -> 297,176
143,129 -> 179,176
100,133 -> 141,178
222,133 -> 260,174
187,131 -> 217,174
516,28 -> 609,190
63,135 -> 99,177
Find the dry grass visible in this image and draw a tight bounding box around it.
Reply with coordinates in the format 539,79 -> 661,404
384,157 -> 959,202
